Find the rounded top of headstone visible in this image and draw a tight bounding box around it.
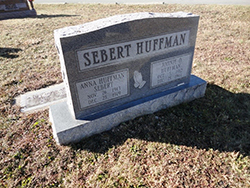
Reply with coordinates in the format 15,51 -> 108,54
54,12 -> 198,38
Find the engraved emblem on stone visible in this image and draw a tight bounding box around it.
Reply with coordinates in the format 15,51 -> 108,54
133,71 -> 146,89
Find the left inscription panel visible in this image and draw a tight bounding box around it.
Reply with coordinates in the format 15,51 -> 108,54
76,69 -> 129,109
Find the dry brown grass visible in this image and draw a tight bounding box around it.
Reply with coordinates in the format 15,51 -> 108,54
0,4 -> 250,187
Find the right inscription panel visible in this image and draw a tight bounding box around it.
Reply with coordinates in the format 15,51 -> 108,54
150,53 -> 192,88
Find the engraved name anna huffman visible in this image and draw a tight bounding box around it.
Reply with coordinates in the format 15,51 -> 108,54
76,69 -> 129,109
77,30 -> 190,71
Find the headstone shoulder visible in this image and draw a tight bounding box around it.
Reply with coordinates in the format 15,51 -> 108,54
54,12 -> 198,38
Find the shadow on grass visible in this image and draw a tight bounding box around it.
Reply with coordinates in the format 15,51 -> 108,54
0,47 -> 22,59
35,14 -> 79,19
0,13 -> 79,20
71,84 -> 250,156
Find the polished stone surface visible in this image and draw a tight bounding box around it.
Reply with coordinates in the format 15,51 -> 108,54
54,12 -> 199,119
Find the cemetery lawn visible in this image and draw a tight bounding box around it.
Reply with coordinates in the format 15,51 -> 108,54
0,4 -> 249,187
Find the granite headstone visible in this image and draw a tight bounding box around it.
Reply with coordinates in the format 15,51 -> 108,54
50,12 -> 207,144
0,0 -> 36,20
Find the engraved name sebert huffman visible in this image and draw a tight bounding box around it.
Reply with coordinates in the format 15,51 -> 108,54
77,30 -> 190,70
76,69 -> 129,109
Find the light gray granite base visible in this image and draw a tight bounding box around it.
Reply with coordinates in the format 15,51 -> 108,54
50,75 -> 207,145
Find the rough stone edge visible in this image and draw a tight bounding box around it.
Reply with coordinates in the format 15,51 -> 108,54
0,9 -> 37,20
54,12 -> 198,38
50,75 -> 207,145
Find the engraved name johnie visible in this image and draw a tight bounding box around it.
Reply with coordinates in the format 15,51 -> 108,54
77,30 -> 190,70
150,53 -> 192,88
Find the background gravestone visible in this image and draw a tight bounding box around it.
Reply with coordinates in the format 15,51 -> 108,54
50,12 -> 207,144
0,0 -> 36,19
